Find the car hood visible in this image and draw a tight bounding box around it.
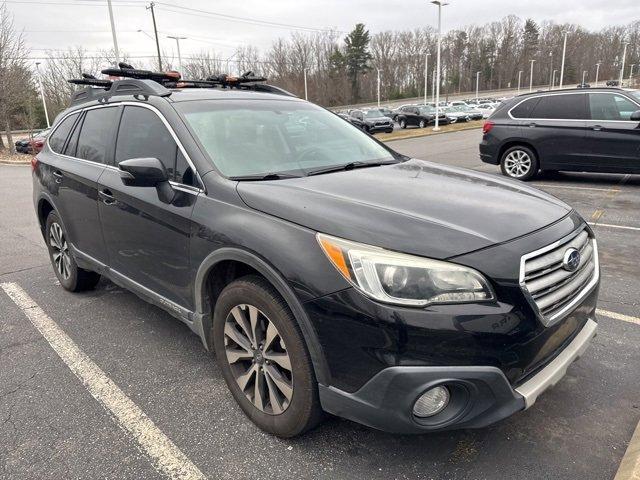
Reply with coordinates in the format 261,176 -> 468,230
236,159 -> 572,259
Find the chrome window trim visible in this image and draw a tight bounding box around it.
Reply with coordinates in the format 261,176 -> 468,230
45,101 -> 205,193
518,225 -> 599,328
507,90 -> 640,122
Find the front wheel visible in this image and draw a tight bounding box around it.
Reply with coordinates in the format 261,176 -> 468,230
212,275 -> 323,437
500,145 -> 539,181
418,120 -> 426,128
399,119 -> 407,129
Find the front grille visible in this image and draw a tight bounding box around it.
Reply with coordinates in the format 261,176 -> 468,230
520,228 -> 598,326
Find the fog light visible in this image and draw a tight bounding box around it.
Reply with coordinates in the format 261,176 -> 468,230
413,386 -> 450,418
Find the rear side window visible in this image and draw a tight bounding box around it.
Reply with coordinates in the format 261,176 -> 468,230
48,113 -> 78,153
510,98 -> 538,119
76,107 -> 120,163
589,93 -> 639,121
115,106 -> 198,186
529,94 -> 587,120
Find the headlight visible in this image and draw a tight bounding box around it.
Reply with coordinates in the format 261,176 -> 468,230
317,233 -> 495,307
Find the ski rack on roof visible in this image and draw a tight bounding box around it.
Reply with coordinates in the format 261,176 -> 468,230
67,62 -> 296,106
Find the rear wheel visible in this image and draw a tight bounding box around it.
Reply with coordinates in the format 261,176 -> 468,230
500,145 -> 539,181
399,119 -> 407,129
212,275 -> 323,437
419,119 -> 426,128
45,211 -> 100,291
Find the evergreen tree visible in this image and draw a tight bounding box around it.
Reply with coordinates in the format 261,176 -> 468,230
343,24 -> 373,103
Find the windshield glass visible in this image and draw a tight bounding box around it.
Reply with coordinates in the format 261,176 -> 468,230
176,100 -> 395,178
418,107 -> 435,115
364,109 -> 384,118
631,91 -> 640,103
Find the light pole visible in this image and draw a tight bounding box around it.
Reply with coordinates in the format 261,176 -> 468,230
551,69 -> 557,89
582,70 -> 587,85
517,70 -> 523,94
432,70 -> 436,104
423,52 -> 430,105
594,62 -> 601,87
167,35 -> 186,73
629,63 -> 636,85
376,68 -> 381,107
475,71 -> 480,101
619,42 -> 629,86
304,69 -> 308,101
548,51 -> 553,90
559,31 -> 568,88
529,59 -> 536,92
106,0 -> 120,65
431,0 -> 448,132
35,62 -> 50,128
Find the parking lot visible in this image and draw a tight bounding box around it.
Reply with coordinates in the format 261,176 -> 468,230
1,129 -> 639,480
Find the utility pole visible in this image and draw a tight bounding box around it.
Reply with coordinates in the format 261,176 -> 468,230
529,59 -> 536,92
559,31 -> 568,88
167,36 -> 186,73
304,69 -> 308,101
594,62 -> 601,87
35,62 -> 50,128
147,2 -> 162,71
619,42 -> 629,86
376,68 -> 381,107
431,0 -> 448,132
423,52 -> 430,105
475,71 -> 480,101
106,0 -> 120,65
517,70 -> 522,94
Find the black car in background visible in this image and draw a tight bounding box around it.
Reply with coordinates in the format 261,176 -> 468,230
15,128 -> 51,154
480,88 -> 640,180
346,108 -> 394,133
34,69 -> 600,438
337,112 -> 366,130
395,105 -> 448,128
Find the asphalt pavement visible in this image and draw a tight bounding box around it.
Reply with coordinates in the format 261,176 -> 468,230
1,131 -> 639,480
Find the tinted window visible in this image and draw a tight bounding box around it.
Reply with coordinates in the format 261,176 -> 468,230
510,98 -> 539,119
76,107 -> 119,163
64,117 -> 82,157
175,150 -> 197,186
589,93 -> 639,121
530,94 -> 587,120
48,113 -> 78,153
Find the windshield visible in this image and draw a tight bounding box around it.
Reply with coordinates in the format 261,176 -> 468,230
176,100 -> 395,178
631,91 -> 640,103
364,109 -> 384,118
418,107 -> 435,115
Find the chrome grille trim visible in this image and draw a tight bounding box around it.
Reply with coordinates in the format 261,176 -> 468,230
519,226 -> 599,327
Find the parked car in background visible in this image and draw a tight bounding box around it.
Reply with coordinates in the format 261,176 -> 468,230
337,112 -> 366,130
378,107 -> 395,119
476,104 -> 496,119
577,83 -> 591,89
15,128 -> 51,154
606,80 -> 620,87
443,106 -> 471,123
395,105 -> 448,128
480,87 -> 640,180
346,109 -> 394,134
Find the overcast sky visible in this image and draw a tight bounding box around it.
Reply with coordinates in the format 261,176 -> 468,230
5,0 -> 639,63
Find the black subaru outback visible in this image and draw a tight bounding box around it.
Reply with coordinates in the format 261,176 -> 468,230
32,65 -> 600,437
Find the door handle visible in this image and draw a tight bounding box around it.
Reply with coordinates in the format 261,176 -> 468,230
52,170 -> 63,183
592,125 -> 603,131
528,122 -> 537,128
99,189 -> 116,206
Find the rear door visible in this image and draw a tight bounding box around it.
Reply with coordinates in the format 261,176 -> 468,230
585,92 -> 640,171
518,92 -> 589,170
97,104 -> 201,308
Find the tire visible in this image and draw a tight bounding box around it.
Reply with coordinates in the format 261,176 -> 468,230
45,211 -> 100,292
419,120 -> 426,128
500,145 -> 539,181
399,119 -> 407,129
212,275 -> 323,437
385,129 -> 393,134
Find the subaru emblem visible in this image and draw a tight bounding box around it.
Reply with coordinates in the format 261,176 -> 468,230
562,248 -> 581,272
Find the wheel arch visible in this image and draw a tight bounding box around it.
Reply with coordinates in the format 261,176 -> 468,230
498,141 -> 540,167
36,194 -> 60,237
193,247 -> 330,385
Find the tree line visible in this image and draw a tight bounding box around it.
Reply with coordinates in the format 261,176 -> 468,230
1,2 -> 639,153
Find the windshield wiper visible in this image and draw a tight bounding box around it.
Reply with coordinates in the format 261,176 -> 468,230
306,160 -> 398,177
229,172 -> 301,181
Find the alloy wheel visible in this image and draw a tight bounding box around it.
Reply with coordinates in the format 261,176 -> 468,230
49,222 -> 71,280
504,150 -> 532,178
224,304 -> 293,415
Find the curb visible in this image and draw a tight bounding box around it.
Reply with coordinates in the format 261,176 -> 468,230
615,418 -> 640,480
380,124 -> 482,143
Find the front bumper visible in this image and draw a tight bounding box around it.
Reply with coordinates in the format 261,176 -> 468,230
319,318 -> 597,433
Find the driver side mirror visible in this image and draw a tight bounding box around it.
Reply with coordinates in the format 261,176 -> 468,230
119,157 -> 175,203
630,110 -> 640,122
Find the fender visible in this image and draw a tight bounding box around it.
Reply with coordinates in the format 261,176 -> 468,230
192,247 -> 330,385
36,191 -> 63,238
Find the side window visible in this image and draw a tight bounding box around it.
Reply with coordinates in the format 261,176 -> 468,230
48,113 -> 78,154
530,94 -> 587,120
511,98 -> 539,119
589,93 -> 639,121
175,150 -> 197,187
76,107 -> 119,163
64,115 -> 82,157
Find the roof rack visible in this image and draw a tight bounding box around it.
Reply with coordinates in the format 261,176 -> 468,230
67,63 -> 295,106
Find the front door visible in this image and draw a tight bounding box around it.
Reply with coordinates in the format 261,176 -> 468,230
98,104 -> 200,308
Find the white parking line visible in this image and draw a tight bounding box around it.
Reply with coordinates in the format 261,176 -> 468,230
0,282 -> 206,480
588,222 -> 640,232
597,309 -> 640,326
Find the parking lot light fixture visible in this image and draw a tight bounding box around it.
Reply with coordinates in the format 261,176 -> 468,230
430,0 -> 449,132
424,52 -> 431,105
582,70 -> 587,85
475,71 -> 480,101
106,0 -> 120,65
166,35 -> 186,73
619,41 -> 629,86
529,59 -> 536,92
304,68 -> 309,101
35,62 -> 50,128
377,68 -> 381,107
595,62 -> 601,87
548,51 -> 553,90
629,64 -> 636,85
559,31 -> 568,88
551,69 -> 557,89
517,70 -> 522,94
